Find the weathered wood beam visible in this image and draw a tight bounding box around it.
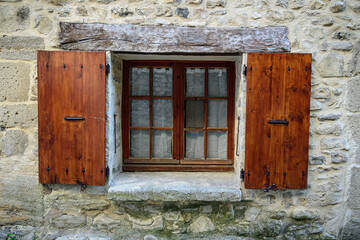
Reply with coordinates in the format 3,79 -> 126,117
59,22 -> 290,53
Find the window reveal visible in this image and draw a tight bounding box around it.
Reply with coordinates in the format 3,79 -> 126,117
122,61 -> 235,171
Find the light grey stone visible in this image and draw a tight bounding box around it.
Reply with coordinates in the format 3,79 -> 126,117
320,137 -> 349,151
207,0 -> 226,8
245,207 -> 261,222
93,213 -> 128,230
276,0 -> 288,8
304,27 -> 324,39
131,215 -> 164,230
330,1 -> 346,13
0,104 -> 38,128
52,215 -> 87,229
310,0 -> 324,10
144,235 -> 159,240
289,0 -> 304,9
236,0 -> 254,7
269,210 -> 286,220
332,31 -> 352,40
332,42 -> 353,51
49,0 -> 69,5
348,23 -> 360,30
0,5 -> 30,32
290,208 -> 318,220
0,36 -> 45,60
265,10 -> 294,23
164,211 -> 181,221
309,155 -> 326,165
201,205 -> 213,213
155,6 -> 173,16
341,209 -> 360,239
314,123 -> 343,136
35,16 -> 53,34
317,53 -> 344,77
331,152 -> 348,163
350,3 -> 360,13
311,17 -> 334,26
310,99 -> 322,110
0,0 -> 22,1
0,62 -> 30,102
346,78 -> 360,112
89,0 -> 116,3
189,216 -> 215,233
111,7 -> 134,17
347,114 -> 360,163
0,129 -> 28,157
312,87 -> 330,99
317,113 -> 341,121
76,5 -> 88,16
348,40 -> 360,76
185,0 -> 203,4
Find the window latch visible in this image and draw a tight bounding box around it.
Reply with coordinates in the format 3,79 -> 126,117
75,179 -> 87,189
264,184 -> 276,192
268,119 -> 289,125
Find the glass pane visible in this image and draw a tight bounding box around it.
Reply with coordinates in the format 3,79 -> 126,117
153,68 -> 173,96
207,131 -> 227,159
130,130 -> 150,158
130,67 -> 150,96
153,99 -> 172,127
153,130 -> 172,158
208,100 -> 227,128
208,68 -> 228,97
185,131 -> 204,159
186,68 -> 205,97
131,100 -> 149,127
185,100 -> 204,128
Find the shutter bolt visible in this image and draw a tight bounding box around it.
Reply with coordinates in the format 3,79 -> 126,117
101,169 -> 103,173
266,171 -> 270,176
305,67 -> 308,71
269,66 -> 272,70
248,171 -> 250,176
66,168 -> 68,173
81,64 -> 83,69
82,168 -> 85,173
302,171 -> 305,176
46,63 -> 49,69
63,64 -> 66,69
100,64 -> 103,69
47,167 -> 50,171
288,67 -> 290,71
250,66 -> 253,71
283,172 -> 287,175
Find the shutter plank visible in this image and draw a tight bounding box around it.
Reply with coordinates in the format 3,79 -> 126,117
245,53 -> 272,189
284,54 -> 311,189
38,51 -> 106,186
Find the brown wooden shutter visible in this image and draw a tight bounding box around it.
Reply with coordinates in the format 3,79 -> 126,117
38,51 -> 106,186
245,53 -> 312,189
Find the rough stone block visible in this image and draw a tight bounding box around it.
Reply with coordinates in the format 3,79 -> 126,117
0,104 -> 38,128
309,155 -> 326,165
0,62 -> 30,102
346,78 -> 360,112
314,123 -> 343,136
330,0 -> 346,13
207,0 -> 226,8
331,152 -> 348,163
348,40 -> 360,76
52,215 -> 87,229
347,167 -> 360,209
320,137 -> 349,151
0,129 -> 28,157
189,216 -> 215,232
317,113 -> 341,121
0,36 -> 45,60
347,114 -> 360,163
35,16 -> 53,35
311,17 -> 334,26
332,42 -> 353,51
0,5 -> 30,32
317,53 -> 344,77
290,208 -> 318,220
350,3 -> 360,13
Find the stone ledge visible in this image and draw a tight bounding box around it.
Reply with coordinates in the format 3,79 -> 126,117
107,172 -> 241,202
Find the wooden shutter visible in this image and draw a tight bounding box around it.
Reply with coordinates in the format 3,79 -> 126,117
245,53 -> 312,189
38,51 -> 106,185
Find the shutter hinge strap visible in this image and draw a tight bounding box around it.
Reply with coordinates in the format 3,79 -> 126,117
243,64 -> 247,76
75,179 -> 87,189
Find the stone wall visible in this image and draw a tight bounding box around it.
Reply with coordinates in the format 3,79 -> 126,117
0,0 -> 359,239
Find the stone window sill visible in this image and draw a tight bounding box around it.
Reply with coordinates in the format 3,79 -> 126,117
107,172 -> 242,202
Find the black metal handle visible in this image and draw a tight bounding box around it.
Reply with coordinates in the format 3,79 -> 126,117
264,184 -> 276,192
268,120 -> 289,125
64,117 -> 85,121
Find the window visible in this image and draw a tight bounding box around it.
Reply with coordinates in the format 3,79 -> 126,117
122,61 -> 235,171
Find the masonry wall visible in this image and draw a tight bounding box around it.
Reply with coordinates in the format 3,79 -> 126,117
0,0 -> 360,239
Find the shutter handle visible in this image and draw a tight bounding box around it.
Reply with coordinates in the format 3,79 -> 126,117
268,119 -> 289,125
64,117 -> 85,121
264,184 -> 276,192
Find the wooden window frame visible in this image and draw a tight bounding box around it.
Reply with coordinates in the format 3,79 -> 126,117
122,60 -> 235,172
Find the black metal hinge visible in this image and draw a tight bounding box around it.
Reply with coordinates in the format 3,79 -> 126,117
105,166 -> 110,177
243,65 -> 247,76
75,179 -> 87,190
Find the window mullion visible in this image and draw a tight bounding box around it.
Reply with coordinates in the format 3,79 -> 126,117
149,67 -> 153,159
204,67 -> 208,160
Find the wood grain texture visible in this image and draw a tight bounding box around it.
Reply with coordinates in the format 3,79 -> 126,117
38,51 -> 106,186
59,22 -> 290,53
245,53 -> 312,189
